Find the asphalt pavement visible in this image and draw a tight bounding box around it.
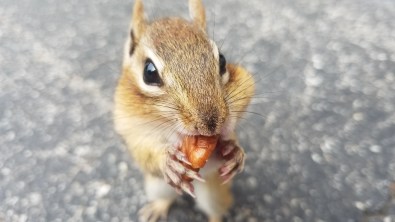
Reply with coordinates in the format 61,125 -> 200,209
1,0 -> 395,221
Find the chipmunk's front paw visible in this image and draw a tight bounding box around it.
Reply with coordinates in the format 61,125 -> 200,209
163,146 -> 205,198
218,140 -> 245,184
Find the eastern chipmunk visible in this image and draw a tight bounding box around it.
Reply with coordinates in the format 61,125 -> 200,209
114,0 -> 255,221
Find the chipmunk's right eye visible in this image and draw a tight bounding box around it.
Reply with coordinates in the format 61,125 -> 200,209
143,59 -> 162,86
219,53 -> 227,76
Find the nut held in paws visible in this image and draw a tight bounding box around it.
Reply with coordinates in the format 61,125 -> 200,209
181,135 -> 219,169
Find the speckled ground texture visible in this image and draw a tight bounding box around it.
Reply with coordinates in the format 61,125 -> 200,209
1,0 -> 395,221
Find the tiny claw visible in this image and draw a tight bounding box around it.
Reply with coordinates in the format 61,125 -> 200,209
171,148 -> 191,166
181,182 -> 196,198
169,159 -> 186,175
219,161 -> 238,177
221,171 -> 238,185
186,171 -> 205,183
222,144 -> 236,156
165,168 -> 181,186
217,141 -> 245,184
179,154 -> 192,166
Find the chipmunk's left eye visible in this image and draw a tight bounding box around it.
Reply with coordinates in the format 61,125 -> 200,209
219,53 -> 226,75
143,59 -> 162,86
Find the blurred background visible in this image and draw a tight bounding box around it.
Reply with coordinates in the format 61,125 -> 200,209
1,0 -> 395,221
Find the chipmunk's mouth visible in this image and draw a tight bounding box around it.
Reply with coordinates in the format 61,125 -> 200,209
169,132 -> 212,148
168,115 -> 236,149
170,117 -> 235,148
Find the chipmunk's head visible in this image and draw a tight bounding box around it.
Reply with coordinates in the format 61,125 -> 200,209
123,0 -> 232,137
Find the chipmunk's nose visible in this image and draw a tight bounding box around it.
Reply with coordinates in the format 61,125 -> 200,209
205,114 -> 217,133
196,110 -> 223,136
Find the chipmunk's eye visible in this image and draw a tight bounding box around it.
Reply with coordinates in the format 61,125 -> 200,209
143,59 -> 162,86
219,53 -> 226,75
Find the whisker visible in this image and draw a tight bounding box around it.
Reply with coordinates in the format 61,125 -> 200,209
137,116 -> 172,128
113,109 -> 177,121
225,79 -> 256,103
224,72 -> 278,104
116,96 -> 180,112
217,25 -> 239,52
235,117 -> 263,132
210,8 -> 216,42
226,92 -> 283,105
164,120 -> 182,142
230,110 -> 266,119
224,68 -> 255,100
132,119 -> 175,147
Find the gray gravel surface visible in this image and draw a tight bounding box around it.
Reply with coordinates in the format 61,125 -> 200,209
1,0 -> 395,221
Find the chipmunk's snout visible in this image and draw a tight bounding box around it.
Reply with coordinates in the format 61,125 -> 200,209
198,112 -> 218,135
194,107 -> 226,136
206,115 -> 217,133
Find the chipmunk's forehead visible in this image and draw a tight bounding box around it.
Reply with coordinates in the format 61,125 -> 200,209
145,18 -> 214,60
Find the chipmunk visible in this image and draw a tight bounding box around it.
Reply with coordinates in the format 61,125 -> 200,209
113,0 -> 255,221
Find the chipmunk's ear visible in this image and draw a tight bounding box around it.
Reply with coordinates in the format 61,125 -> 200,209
189,0 -> 206,32
131,0 -> 146,39
129,0 -> 146,55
